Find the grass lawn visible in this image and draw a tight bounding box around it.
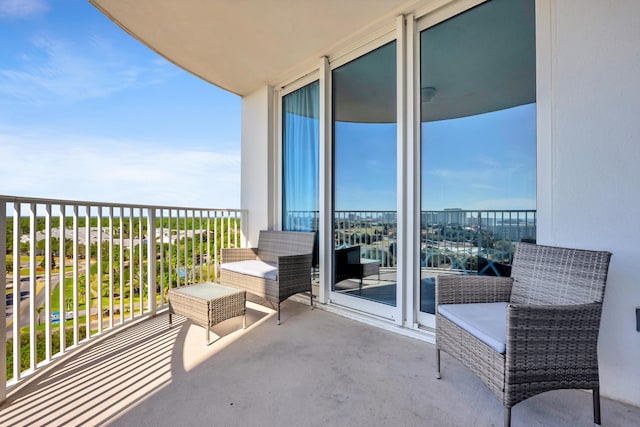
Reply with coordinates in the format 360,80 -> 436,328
51,277 -> 88,313
6,322 -> 91,381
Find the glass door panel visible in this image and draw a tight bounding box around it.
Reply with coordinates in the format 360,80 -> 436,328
419,0 -> 537,317
332,41 -> 397,316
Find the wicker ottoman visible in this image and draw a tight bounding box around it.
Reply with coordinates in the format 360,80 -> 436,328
168,283 -> 246,345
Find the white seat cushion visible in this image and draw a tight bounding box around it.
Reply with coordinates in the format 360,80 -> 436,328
220,260 -> 278,281
438,302 -> 507,354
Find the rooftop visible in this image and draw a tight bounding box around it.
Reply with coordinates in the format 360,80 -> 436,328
2,297 -> 638,426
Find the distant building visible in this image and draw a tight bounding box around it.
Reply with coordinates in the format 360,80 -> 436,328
443,208 -> 464,225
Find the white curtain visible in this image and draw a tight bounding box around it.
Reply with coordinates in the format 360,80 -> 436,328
282,81 -> 319,232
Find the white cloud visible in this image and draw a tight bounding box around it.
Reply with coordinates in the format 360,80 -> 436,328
0,130 -> 241,209
0,0 -> 48,19
429,167 -> 495,183
471,183 -> 497,191
0,34 -> 175,103
475,155 -> 501,168
429,168 -> 453,178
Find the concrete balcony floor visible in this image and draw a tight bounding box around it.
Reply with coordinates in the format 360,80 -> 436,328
1,297 -> 638,427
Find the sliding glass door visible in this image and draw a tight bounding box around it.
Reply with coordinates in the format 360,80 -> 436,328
418,0 -> 537,320
278,0 -> 537,328
331,41 -> 398,318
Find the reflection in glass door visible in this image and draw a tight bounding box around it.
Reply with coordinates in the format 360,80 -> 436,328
332,41 -> 397,313
419,0 -> 537,317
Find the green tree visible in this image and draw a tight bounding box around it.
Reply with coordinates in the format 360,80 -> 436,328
78,276 -> 87,300
65,240 -> 75,257
51,237 -> 59,256
36,305 -> 45,325
36,238 -> 46,252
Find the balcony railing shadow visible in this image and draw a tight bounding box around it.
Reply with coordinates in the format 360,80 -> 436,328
1,195 -> 244,397
1,297 -> 639,427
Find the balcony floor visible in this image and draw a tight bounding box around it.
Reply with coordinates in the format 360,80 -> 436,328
1,297 -> 639,427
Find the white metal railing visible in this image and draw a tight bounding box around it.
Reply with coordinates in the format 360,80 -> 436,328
285,209 -> 537,273
1,195 -> 243,398
334,210 -> 397,268
420,209 -> 536,273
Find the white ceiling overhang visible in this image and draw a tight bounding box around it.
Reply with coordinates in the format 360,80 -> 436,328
90,0 -> 535,123
89,0 -> 415,97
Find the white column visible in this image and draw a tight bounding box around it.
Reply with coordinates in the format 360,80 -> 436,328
395,15 -> 408,326
403,14 -> 421,328
241,86 -> 275,244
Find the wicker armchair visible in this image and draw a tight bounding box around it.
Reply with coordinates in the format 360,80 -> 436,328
435,242 -> 612,426
220,230 -> 315,324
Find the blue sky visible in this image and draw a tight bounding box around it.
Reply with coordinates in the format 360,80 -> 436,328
422,103 -> 536,211
0,0 -> 241,208
335,122 -> 397,211
335,103 -> 536,211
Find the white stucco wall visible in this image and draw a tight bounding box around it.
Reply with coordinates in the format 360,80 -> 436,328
537,0 -> 640,407
240,86 -> 275,246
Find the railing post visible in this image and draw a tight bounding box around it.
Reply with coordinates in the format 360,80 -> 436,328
199,210 -> 204,282
129,209 -> 134,319
240,210 -> 245,248
168,209 -> 173,289
0,200 -> 7,402
119,208 -> 124,324
108,206 -> 114,329
138,208 -> 144,315
44,203 -> 52,362
29,203 -> 37,370
184,212 -> 188,285
147,208 -> 157,315
97,206 -> 103,335
206,211 -> 211,282
477,211 -> 483,253
84,206 -> 91,340
176,210 -> 181,287
191,210 -> 196,282
13,203 -> 21,381
213,211 -> 218,282
72,205 -> 79,345
59,206 -> 66,354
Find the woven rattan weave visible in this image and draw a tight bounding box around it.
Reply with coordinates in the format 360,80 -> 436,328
168,282 -> 246,345
220,230 -> 315,324
435,242 -> 612,427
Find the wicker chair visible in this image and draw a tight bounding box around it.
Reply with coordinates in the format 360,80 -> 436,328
435,242 -> 612,426
220,230 -> 315,324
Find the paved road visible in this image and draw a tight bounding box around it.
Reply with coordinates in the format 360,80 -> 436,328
5,270 -> 74,339
5,269 -> 146,340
